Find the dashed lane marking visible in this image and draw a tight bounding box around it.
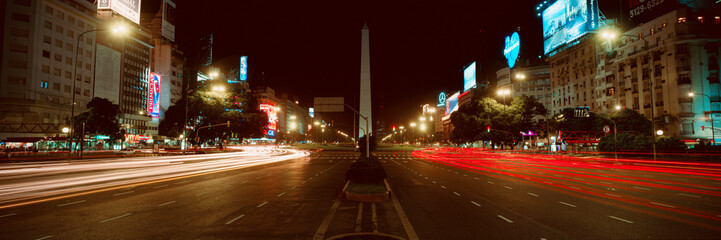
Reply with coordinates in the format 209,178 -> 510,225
153,184 -> 169,189
0,213 -> 17,218
100,213 -> 131,223
440,185 -> 447,189
113,191 -> 134,196
605,193 -> 622,198
650,202 -> 676,208
527,192 -> 539,197
277,192 -> 286,197
607,215 -> 633,223
35,236 -> 53,240
471,201 -> 481,207
57,200 -> 85,207
559,201 -> 577,208
487,181 -> 495,184
633,186 -> 651,190
678,193 -> 702,198
453,192 -> 461,196
158,201 -> 176,207
225,214 -> 245,225
497,215 -> 514,223
257,201 -> 268,207
504,186 -> 513,190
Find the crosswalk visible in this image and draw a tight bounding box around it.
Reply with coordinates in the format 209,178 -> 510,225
311,153 -> 416,160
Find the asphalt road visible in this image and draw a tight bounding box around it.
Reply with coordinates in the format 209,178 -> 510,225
3,147 -> 721,240
382,149 -> 721,239
0,148 -> 357,239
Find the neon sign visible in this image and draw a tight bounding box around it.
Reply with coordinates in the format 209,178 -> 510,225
148,73 -> 161,118
504,32 -> 520,68
259,103 -> 278,131
240,56 -> 248,81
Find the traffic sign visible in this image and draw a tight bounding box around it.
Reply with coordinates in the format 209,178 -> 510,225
574,106 -> 590,117
603,125 -> 610,133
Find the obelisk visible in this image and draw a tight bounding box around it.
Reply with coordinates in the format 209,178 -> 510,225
359,23 -> 372,138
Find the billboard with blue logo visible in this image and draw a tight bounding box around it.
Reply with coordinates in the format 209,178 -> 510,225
463,62 -> 477,92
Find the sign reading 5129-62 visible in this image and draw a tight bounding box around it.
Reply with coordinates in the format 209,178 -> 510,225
627,0 -> 673,21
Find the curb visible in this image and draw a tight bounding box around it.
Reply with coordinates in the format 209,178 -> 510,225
343,180 -> 390,202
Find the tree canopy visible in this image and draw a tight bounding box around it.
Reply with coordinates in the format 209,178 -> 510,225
73,97 -> 122,140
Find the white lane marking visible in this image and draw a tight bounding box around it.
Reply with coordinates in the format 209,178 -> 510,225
527,192 -> 539,197
600,182 -> 613,185
569,186 -> 581,190
559,201 -> 577,208
474,177 -> 480,180
196,192 -> 209,196
440,185 -> 447,189
113,191 -> 134,196
497,215 -> 514,223
678,193 -> 702,198
650,202 -> 676,208
302,181 -> 307,184
424,177 -> 429,179
257,201 -> 268,207
487,181 -> 495,184
256,177 -> 262,179
291,186 -> 297,190
225,214 -> 245,225
100,213 -> 131,223
0,213 -> 18,218
153,184 -> 169,189
470,201 -> 481,207
431,181 -> 437,184
35,236 -> 53,240
57,200 -> 86,207
504,186 -> 513,190
607,215 -> 634,223
453,192 -> 461,196
633,186 -> 651,190
463,174 -> 468,177
240,180 -> 249,184
277,192 -> 286,197
605,193 -> 622,198
158,201 -> 176,206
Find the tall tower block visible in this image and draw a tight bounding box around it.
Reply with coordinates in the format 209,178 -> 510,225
359,23 -> 372,138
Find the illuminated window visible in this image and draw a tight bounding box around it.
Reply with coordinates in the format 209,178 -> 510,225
678,17 -> 686,23
650,28 -> 654,35
698,16 -> 703,23
40,81 -> 49,89
716,16 -> 720,24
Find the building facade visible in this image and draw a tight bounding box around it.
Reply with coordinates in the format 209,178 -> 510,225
1,0 -> 99,143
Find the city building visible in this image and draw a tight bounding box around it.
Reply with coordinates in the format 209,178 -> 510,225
496,64 -> 552,113
548,36 -> 598,116
96,10 -> 156,141
1,0 -> 99,146
594,8 -> 721,142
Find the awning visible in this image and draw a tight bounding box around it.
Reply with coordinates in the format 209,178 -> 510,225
4,137 -> 45,143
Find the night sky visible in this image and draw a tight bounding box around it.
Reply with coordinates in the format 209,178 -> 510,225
142,0 -> 621,133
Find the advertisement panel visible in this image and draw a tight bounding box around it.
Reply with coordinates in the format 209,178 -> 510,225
623,0 -> 677,26
542,0 -> 599,55
148,73 -> 161,119
463,62 -> 477,92
110,0 -> 142,24
98,0 -> 111,9
259,103 -> 278,131
162,0 -> 176,42
504,32 -> 520,68
445,92 -> 460,116
240,56 -> 248,81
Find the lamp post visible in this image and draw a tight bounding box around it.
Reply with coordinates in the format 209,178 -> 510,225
689,92 -> 715,145
69,25 -> 127,157
600,29 -> 657,160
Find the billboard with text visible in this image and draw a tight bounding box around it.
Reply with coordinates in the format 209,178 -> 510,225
162,0 -> 176,42
148,73 -> 161,118
542,0 -> 599,55
463,62 -> 477,92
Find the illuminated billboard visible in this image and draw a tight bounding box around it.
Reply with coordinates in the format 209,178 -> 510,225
240,56 -> 248,81
463,62 -> 477,92
542,0 -> 599,55
504,32 -> 520,68
161,0 -> 176,42
148,73 -> 161,118
623,0 -> 676,26
259,103 -> 278,131
99,0 -> 142,25
445,92 -> 460,116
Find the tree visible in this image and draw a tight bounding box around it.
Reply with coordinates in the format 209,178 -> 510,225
598,133 -> 652,152
159,97 -> 187,138
610,109 -> 652,136
73,98 -> 121,141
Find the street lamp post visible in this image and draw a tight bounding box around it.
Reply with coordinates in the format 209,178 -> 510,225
689,92 -> 715,145
69,25 -> 127,158
601,30 -> 657,160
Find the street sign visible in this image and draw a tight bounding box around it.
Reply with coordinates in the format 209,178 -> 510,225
574,106 -> 590,117
313,97 -> 344,112
603,125 -> 610,133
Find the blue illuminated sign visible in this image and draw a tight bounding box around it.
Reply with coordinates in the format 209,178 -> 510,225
463,62 -> 477,92
445,92 -> 459,116
309,107 -> 314,118
267,129 -> 275,137
438,92 -> 446,106
542,0 -> 599,55
504,32 -> 520,68
239,56 -> 248,81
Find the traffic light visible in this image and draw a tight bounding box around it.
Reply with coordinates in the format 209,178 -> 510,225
392,125 -> 396,132
702,126 -> 705,131
487,126 -> 491,133
227,121 -> 230,127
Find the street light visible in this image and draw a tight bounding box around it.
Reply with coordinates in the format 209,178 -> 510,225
515,73 -> 526,80
600,28 -> 658,159
689,92 -> 715,144
615,105 -> 622,110
69,24 -> 128,156
656,130 -> 664,136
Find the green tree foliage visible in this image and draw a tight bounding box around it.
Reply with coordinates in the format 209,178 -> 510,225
598,133 -> 652,152
73,98 -> 122,141
655,136 -> 686,152
160,81 -> 268,145
450,95 -> 547,146
610,109 -> 652,136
